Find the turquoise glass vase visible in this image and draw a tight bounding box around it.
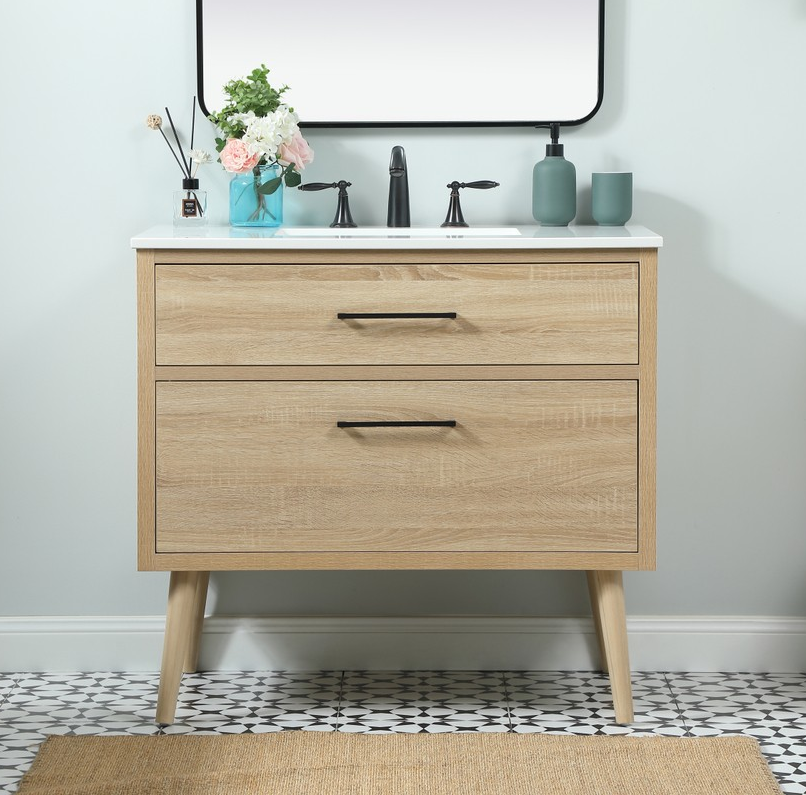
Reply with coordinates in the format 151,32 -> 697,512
229,163 -> 284,227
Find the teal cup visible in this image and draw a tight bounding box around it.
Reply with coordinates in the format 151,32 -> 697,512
591,172 -> 633,226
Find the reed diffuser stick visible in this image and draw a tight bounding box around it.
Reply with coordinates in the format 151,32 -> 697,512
190,96 -> 197,156
165,106 -> 191,178
158,127 -> 190,177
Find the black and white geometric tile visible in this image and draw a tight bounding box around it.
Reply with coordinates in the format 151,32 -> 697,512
1,670 -> 804,793
168,671 -> 343,734
506,671 -> 687,736
338,671 -> 510,733
0,677 -> 14,704
666,672 -> 806,793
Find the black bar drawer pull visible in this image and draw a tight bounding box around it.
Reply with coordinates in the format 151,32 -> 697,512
337,420 -> 457,428
337,312 -> 457,320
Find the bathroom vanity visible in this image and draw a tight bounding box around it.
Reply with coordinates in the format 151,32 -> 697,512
132,224 -> 661,725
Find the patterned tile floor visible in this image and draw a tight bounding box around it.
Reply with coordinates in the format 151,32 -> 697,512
0,670 -> 804,792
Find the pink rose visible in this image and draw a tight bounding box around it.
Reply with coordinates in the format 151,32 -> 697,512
219,138 -> 260,174
278,131 -> 314,172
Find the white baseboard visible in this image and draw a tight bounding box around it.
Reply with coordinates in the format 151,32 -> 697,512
0,615 -> 804,673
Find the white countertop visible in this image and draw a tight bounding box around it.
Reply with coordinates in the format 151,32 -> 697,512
131,224 -> 662,250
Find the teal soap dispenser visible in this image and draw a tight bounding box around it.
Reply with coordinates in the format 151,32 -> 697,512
532,123 -> 576,226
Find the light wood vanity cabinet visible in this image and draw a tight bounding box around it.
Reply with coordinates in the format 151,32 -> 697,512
135,231 -> 659,726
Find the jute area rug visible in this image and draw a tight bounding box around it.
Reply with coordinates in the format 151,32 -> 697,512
17,731 -> 782,794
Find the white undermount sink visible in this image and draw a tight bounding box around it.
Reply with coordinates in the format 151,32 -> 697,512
276,226 -> 522,237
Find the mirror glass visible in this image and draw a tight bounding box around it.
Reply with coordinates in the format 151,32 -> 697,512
198,0 -> 603,127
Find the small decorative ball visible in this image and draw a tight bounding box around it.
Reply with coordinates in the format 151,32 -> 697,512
146,114 -> 163,130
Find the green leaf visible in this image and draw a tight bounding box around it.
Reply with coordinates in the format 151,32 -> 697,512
257,176 -> 283,195
211,63 -> 294,136
284,169 -> 301,188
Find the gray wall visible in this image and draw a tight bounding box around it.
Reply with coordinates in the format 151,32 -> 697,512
1,0 -> 805,619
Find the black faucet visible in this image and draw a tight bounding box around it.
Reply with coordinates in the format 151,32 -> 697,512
298,180 -> 357,227
387,146 -> 410,227
441,180 -> 500,228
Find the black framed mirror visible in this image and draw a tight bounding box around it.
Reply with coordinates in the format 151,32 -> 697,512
197,0 -> 604,127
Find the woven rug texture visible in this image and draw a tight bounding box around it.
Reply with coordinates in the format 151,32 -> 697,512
16,731 -> 782,795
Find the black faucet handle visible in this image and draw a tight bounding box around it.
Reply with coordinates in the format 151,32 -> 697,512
464,180 -> 500,190
298,180 -> 356,228
298,181 -> 350,191
447,180 -> 500,190
441,180 -> 500,228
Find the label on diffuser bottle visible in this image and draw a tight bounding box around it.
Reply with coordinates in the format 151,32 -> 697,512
182,198 -> 199,217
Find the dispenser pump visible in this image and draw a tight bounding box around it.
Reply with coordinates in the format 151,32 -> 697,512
546,122 -> 564,157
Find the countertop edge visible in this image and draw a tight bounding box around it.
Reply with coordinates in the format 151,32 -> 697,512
131,225 -> 663,250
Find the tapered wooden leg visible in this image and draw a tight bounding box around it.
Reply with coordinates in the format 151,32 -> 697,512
183,571 -> 210,674
587,570 -> 634,724
586,571 -> 608,674
156,571 -> 200,725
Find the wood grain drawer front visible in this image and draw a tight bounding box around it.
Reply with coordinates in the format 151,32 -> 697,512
154,263 -> 638,365
155,380 -> 637,554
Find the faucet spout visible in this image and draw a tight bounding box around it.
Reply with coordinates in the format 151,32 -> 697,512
387,145 -> 410,227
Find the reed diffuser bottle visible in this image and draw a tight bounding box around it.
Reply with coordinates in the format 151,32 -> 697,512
174,178 -> 207,226
147,99 -> 210,227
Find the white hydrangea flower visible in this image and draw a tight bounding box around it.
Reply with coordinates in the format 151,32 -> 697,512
232,110 -> 258,128
241,106 -> 300,160
272,105 -> 299,142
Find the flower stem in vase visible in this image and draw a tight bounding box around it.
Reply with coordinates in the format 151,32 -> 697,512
251,172 -> 262,222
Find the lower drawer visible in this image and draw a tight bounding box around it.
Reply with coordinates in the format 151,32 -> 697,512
155,380 -> 637,554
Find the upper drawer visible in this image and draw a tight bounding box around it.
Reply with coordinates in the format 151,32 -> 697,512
154,262 -> 638,366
